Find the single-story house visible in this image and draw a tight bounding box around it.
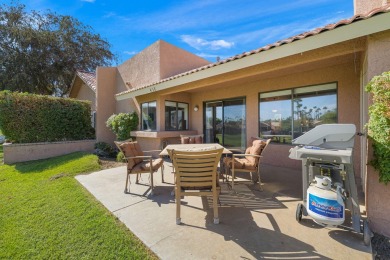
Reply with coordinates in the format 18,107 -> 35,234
70,0 -> 390,236
69,70 -> 97,127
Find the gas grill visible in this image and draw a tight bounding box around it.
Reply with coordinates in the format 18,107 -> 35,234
289,124 -> 371,245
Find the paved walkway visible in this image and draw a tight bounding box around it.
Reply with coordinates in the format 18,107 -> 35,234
76,163 -> 372,259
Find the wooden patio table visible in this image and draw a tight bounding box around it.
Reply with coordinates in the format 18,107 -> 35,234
159,143 -> 232,186
159,143 -> 232,157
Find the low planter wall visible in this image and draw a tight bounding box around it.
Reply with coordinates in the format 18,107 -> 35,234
261,144 -> 301,169
3,140 -> 96,164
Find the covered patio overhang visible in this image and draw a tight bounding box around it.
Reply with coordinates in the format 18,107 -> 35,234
117,40 -> 367,174
144,41 -> 366,97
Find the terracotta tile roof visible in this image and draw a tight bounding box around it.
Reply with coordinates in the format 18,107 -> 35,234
76,70 -> 97,92
117,4 -> 390,97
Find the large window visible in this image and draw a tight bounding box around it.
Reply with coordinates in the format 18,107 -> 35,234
259,83 -> 337,144
165,101 -> 189,130
141,101 -> 156,130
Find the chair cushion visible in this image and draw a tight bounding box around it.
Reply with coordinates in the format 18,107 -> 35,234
181,137 -> 190,144
223,157 -> 257,170
194,136 -> 203,144
248,137 -> 262,147
246,140 -> 266,165
223,157 -> 245,169
120,142 -> 144,169
180,135 -> 203,144
241,159 -> 257,170
131,158 -> 164,173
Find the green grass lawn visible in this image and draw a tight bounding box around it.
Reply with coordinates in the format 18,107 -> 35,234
216,134 -> 244,149
0,151 -> 156,259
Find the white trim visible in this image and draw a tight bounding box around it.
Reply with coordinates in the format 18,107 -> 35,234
116,12 -> 390,100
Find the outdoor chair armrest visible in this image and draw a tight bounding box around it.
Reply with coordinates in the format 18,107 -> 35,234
229,148 -> 245,153
125,155 -> 152,160
143,150 -> 162,153
232,154 -> 262,158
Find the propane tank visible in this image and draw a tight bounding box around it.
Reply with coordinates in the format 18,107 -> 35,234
306,175 -> 345,226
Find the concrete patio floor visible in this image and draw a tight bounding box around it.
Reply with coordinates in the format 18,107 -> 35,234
76,162 -> 372,259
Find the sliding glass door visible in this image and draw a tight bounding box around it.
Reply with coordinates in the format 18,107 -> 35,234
204,98 -> 246,150
205,101 -> 223,144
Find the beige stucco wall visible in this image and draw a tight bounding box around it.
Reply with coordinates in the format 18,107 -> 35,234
159,40 -> 210,79
116,40 -> 210,129
364,31 -> 390,237
118,41 -> 161,89
188,61 -> 361,170
96,67 -> 117,144
133,137 -> 178,153
354,0 -> 388,14
132,40 -> 363,174
117,40 -> 211,90
3,140 -> 95,164
115,68 -> 138,115
76,83 -> 96,111
69,77 -> 96,111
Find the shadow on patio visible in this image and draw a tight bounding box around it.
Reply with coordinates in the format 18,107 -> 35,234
76,162 -> 372,259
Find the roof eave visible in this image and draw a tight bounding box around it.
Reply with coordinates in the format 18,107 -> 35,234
116,11 -> 390,101
86,84 -> 97,94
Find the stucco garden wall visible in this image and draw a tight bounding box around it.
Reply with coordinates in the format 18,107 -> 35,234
3,140 -> 95,164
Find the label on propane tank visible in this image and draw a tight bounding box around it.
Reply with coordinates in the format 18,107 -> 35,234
308,193 -> 344,218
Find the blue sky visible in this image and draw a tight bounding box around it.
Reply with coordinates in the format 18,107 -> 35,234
4,0 -> 353,64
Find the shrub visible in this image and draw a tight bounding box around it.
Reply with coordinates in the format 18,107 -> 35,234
0,91 -> 95,143
106,112 -> 138,141
116,151 -> 125,162
94,142 -> 117,158
365,71 -> 390,184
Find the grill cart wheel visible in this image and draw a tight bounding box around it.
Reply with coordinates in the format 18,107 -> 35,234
296,203 -> 303,222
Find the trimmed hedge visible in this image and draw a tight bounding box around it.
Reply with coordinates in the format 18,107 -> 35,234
365,71 -> 390,184
0,91 -> 95,143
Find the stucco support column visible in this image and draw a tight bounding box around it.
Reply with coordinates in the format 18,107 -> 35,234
96,67 -> 117,144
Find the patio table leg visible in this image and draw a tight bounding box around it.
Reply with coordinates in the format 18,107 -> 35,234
161,164 -> 165,183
